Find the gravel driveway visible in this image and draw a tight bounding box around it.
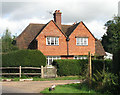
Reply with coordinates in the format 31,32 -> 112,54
2,80 -> 81,93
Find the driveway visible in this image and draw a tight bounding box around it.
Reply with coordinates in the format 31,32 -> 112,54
2,80 -> 81,93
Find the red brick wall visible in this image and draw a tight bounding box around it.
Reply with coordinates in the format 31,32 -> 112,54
69,22 -> 95,56
36,21 -> 67,56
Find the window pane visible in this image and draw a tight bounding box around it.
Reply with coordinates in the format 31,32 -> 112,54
46,37 -> 59,45
76,37 -> 88,46
55,37 -> 59,45
76,38 -> 80,45
51,37 -> 54,45
81,38 -> 83,45
47,37 -> 50,45
84,38 -> 87,45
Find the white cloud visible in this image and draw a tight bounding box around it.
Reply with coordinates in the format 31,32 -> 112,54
0,17 -> 51,37
1,0 -> 120,39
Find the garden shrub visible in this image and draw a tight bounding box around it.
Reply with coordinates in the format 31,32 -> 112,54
53,59 -> 112,77
92,59 -> 112,84
2,49 -> 46,67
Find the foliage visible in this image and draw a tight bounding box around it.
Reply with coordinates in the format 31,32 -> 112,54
99,73 -> 119,94
112,48 -> 120,75
2,29 -> 18,53
53,59 -> 112,77
53,59 -> 88,76
102,16 -> 120,54
2,50 -> 46,67
40,83 -> 97,94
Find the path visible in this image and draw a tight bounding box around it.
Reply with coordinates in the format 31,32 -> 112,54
2,80 -> 81,93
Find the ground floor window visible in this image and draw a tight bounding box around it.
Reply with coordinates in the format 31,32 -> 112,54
74,56 -> 87,60
47,56 -> 61,65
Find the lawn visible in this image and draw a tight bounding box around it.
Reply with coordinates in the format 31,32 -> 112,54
40,83 -> 99,94
33,76 -> 83,81
1,76 -> 83,81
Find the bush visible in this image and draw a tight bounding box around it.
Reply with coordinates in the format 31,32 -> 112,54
92,59 -> 112,73
99,72 -> 119,94
2,50 -> 46,67
53,59 -> 88,76
92,59 -> 112,84
53,59 -> 112,77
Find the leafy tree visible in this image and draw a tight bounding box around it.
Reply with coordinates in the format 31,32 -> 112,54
102,16 -> 120,54
2,29 -> 18,53
101,16 -> 120,94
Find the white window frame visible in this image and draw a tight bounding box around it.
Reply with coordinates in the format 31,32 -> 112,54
76,37 -> 88,46
74,56 -> 87,60
46,37 -> 59,46
47,56 -> 61,65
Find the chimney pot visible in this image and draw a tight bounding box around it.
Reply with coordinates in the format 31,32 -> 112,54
53,10 -> 62,28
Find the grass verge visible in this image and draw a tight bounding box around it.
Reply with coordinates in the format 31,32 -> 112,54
1,76 -> 83,81
40,83 -> 98,94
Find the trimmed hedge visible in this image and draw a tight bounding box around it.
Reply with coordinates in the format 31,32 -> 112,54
53,59 -> 112,76
53,59 -> 88,76
2,50 -> 46,67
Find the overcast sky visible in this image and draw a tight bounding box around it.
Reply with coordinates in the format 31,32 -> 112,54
0,0 -> 120,39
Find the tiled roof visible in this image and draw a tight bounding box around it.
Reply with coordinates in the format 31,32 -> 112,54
16,21 -> 106,56
95,39 -> 106,56
16,23 -> 46,49
61,23 -> 79,36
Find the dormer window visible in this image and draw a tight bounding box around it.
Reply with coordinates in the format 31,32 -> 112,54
46,37 -> 59,45
76,37 -> 88,46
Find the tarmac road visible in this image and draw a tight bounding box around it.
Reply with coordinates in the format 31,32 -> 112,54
1,80 -> 81,93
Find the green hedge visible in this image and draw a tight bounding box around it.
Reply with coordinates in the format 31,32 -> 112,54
92,59 -> 112,73
53,59 -> 112,76
53,59 -> 88,76
2,50 -> 46,67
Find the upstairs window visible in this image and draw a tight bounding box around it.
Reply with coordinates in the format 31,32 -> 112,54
46,37 -> 59,45
76,37 -> 88,46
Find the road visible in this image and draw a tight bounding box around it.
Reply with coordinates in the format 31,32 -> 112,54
1,80 -> 80,93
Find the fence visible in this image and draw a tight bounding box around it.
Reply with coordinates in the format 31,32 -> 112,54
0,66 -> 44,78
0,66 -> 57,78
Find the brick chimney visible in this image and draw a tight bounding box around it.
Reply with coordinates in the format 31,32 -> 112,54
53,10 -> 62,29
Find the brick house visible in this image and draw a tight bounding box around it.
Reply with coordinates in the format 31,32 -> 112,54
16,10 -> 105,65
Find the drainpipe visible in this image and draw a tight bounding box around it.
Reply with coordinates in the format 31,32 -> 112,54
66,37 -> 70,56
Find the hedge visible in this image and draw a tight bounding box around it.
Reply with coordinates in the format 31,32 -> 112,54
53,59 -> 112,76
2,50 -> 46,67
53,59 -> 88,76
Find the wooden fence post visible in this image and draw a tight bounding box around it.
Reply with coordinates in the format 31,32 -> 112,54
88,52 -> 92,85
41,66 -> 44,78
19,66 -> 21,78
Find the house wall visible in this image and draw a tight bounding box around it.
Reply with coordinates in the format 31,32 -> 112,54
69,22 -> 95,56
36,21 -> 67,56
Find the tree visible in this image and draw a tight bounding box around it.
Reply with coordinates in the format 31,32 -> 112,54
2,29 -> 18,53
102,16 -> 120,54
102,17 -> 120,93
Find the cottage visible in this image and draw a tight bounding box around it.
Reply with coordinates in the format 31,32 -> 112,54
16,10 -> 105,65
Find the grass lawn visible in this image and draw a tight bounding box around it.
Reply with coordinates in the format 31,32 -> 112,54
33,76 -> 83,81
40,83 -> 100,94
1,76 -> 83,81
